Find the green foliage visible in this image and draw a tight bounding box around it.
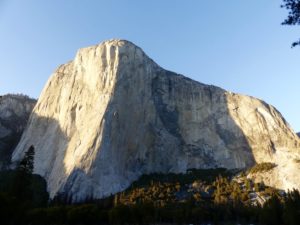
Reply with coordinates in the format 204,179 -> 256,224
282,189 -> 300,225
129,168 -> 232,188
7,145 -> 49,208
248,162 -> 277,174
260,195 -> 283,225
18,145 -> 35,174
281,0 -> 300,47
3,165 -> 300,225
0,170 -> 49,206
0,146 -> 49,225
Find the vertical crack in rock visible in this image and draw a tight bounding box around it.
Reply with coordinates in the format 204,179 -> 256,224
151,71 -> 184,144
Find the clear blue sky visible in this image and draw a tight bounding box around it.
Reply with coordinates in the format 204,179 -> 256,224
0,0 -> 299,131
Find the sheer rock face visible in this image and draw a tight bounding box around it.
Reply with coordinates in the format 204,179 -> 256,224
12,40 -> 300,201
0,94 -> 36,169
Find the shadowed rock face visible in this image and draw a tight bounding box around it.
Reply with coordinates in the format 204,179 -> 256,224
11,40 -> 300,201
0,94 -> 36,169
297,132 -> 300,138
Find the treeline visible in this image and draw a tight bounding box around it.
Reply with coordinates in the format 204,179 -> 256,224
0,146 -> 48,225
1,148 -> 300,225
3,189 -> 299,225
115,170 -> 280,207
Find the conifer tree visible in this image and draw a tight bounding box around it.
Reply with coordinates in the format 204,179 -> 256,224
18,145 -> 35,174
11,145 -> 36,203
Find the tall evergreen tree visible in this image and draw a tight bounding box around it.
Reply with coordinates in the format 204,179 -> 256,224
18,145 -> 35,174
11,145 -> 35,201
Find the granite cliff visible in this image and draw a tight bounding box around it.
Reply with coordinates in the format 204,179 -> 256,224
0,94 -> 36,169
12,40 -> 300,201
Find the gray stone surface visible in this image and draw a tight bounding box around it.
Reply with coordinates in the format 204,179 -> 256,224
12,40 -> 300,201
0,94 -> 36,169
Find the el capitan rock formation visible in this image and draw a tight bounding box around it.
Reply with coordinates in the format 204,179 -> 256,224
0,94 -> 36,169
12,40 -> 300,201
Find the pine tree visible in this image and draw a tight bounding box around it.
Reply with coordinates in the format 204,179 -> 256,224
18,145 -> 35,174
10,145 -> 36,203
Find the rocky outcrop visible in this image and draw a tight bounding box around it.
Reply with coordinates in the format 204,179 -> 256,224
297,132 -> 300,138
12,40 -> 300,201
0,94 -> 36,169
